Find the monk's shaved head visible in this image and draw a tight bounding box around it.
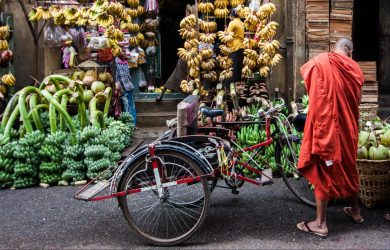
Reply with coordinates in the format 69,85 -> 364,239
334,38 -> 353,57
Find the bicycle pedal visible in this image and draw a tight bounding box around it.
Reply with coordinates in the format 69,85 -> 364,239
231,189 -> 239,195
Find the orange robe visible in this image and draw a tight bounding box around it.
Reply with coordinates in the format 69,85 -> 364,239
298,53 -> 364,200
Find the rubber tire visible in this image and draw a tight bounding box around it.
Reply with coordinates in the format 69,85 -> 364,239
118,150 -> 210,246
275,142 -> 316,207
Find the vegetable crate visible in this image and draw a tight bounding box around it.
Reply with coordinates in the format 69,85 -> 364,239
357,159 -> 390,208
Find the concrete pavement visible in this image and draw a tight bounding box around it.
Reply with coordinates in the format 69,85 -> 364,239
0,178 -> 389,249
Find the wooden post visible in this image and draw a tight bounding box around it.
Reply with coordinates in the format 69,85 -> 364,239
177,102 -> 187,137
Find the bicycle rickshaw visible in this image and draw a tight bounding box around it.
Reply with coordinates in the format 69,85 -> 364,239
75,95 -> 314,246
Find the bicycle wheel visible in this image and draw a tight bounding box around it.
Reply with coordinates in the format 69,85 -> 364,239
275,137 -> 316,207
118,150 -> 210,246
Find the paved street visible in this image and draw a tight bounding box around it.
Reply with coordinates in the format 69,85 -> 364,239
1,178 -> 389,249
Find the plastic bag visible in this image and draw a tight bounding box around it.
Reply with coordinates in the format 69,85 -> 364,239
44,21 -> 67,47
128,49 -> 139,68
249,0 -> 261,12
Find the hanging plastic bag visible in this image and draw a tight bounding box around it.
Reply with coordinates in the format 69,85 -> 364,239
145,0 -> 159,14
44,21 -> 66,47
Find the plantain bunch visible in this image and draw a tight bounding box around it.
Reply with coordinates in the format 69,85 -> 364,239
256,21 -> 278,41
217,55 -> 233,70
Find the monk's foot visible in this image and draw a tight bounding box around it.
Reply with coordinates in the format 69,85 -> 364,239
297,220 -> 328,237
343,207 -> 364,223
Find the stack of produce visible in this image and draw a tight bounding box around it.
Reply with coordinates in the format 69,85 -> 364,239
13,131 -> 45,189
0,72 -> 134,189
38,132 -> 67,185
0,129 -> 17,189
61,138 -> 86,183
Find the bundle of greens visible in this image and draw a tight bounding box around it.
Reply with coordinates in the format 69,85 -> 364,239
13,131 -> 45,188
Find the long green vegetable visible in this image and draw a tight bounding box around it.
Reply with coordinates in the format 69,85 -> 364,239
40,90 -> 77,144
18,86 -> 41,134
1,93 -> 19,130
29,94 -> 44,133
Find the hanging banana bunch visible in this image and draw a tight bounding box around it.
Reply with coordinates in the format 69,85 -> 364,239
107,2 -> 125,19
230,0 -> 245,7
199,20 -> 217,33
217,55 -> 233,70
201,59 -> 216,71
90,0 -> 110,14
199,33 -> 217,44
184,39 -> 199,50
0,26 -> 10,40
198,2 -> 214,14
0,40 -> 8,51
219,68 -> 234,82
244,13 -> 259,32
215,0 -> 229,8
243,37 -> 258,50
256,21 -> 278,41
214,8 -> 229,19
236,5 -> 250,18
179,28 -> 198,40
217,31 -> 234,43
1,73 -> 15,87
219,45 -> 233,56
64,7 -> 80,25
180,14 -> 197,29
257,3 -> 277,20
201,70 -> 218,82
104,26 -> 125,41
127,0 -> 140,8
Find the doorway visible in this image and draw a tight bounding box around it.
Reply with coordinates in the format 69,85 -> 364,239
158,0 -> 193,86
353,0 -> 390,95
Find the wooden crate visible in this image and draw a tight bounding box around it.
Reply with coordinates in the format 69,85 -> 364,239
361,81 -> 378,103
358,61 -> 377,81
330,0 -> 353,20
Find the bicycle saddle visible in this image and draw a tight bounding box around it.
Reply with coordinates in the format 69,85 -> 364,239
199,106 -> 224,118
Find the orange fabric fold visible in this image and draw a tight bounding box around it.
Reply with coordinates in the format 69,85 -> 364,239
298,53 -> 364,200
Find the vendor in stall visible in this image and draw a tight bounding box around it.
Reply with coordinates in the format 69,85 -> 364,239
113,50 -> 137,126
225,7 -> 245,88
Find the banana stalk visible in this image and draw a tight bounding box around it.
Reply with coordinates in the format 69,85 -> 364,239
50,89 -> 72,134
1,93 -> 19,130
68,82 -> 87,129
60,95 -> 68,131
39,75 -> 73,91
18,86 -> 41,134
27,104 -> 48,120
103,87 -> 112,116
29,94 -> 44,133
89,93 -> 106,128
1,105 -> 19,145
40,90 -> 77,144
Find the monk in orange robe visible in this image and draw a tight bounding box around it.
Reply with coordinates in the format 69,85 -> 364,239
296,38 -> 365,237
